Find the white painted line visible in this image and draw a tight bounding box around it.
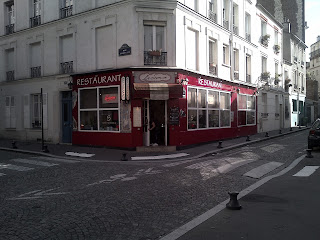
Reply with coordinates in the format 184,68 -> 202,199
65,152 -> 95,158
31,156 -> 79,163
0,163 -> 33,171
293,166 -> 319,177
160,154 -> 306,240
12,158 -> 58,167
261,144 -> 284,153
131,153 -> 189,160
244,162 -> 283,179
0,173 -> 6,176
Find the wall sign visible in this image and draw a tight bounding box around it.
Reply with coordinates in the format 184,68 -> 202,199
133,107 -> 142,127
118,44 -> 131,56
134,71 -> 176,83
169,107 -> 180,125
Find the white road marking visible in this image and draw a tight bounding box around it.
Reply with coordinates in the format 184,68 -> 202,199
261,144 -> 284,153
131,153 -> 189,160
12,158 -> 58,167
293,166 -> 319,177
65,152 -> 95,158
31,156 -> 79,163
7,188 -> 69,200
244,162 -> 284,179
0,173 -> 6,176
0,163 -> 33,171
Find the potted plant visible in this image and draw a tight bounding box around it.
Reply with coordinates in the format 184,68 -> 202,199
261,72 -> 270,80
274,44 -> 280,53
261,34 -> 270,46
148,49 -> 162,56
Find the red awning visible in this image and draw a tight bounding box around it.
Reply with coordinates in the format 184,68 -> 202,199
133,83 -> 183,99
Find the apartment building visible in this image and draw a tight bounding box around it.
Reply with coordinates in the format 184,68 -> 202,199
0,0 -> 291,148
308,36 -> 320,96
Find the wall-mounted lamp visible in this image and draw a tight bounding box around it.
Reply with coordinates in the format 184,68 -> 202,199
67,80 -> 73,90
121,75 -> 130,103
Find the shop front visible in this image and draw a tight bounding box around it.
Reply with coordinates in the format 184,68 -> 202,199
71,69 -> 257,149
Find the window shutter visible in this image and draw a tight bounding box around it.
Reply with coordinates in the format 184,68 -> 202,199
24,95 -> 30,128
5,96 -> 10,128
42,93 -> 48,129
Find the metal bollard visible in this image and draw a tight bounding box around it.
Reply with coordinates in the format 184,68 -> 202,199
217,141 -> 223,148
306,149 -> 313,158
121,153 -> 128,161
279,129 -> 282,134
226,192 -> 242,210
290,127 -> 293,131
265,132 -> 269,137
12,141 -> 17,149
246,135 -> 251,141
42,145 -> 49,153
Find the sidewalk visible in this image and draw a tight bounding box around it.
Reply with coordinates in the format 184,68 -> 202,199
0,127 -> 309,162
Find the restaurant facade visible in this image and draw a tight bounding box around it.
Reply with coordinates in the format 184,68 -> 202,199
72,68 -> 257,149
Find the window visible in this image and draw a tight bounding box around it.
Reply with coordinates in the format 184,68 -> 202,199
144,23 -> 166,66
60,0 -> 73,18
30,42 -> 41,78
5,48 -> 14,81
246,54 -> 251,83
223,0 -> 229,29
223,44 -> 229,65
275,95 -> 279,118
261,20 -> 268,46
79,86 -> 120,132
209,39 -> 217,75
208,0 -> 217,22
245,13 -> 251,41
30,0 -> 41,27
186,28 -> 198,71
187,87 -> 231,130
5,96 -> 16,128
292,99 -> 297,112
238,94 -> 256,126
261,56 -> 267,74
185,0 -> 198,12
31,94 -> 42,128
233,3 -> 238,34
233,49 -> 239,80
5,1 -> 15,34
274,30 -> 278,45
60,34 -> 74,73
96,25 -> 114,69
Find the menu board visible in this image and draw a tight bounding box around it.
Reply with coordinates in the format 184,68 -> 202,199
169,107 -> 179,125
133,107 -> 142,127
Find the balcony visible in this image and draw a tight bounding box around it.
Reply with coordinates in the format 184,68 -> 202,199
223,19 -> 229,30
60,61 -> 74,74
144,51 -> 167,66
30,15 -> 41,28
233,25 -> 238,35
274,44 -> 280,54
6,71 -> 14,81
234,71 -> 239,80
60,5 -> 73,18
209,63 -> 217,75
245,33 -> 251,42
260,34 -> 270,47
5,24 -> 14,35
31,66 -> 41,78
246,74 -> 251,83
208,10 -> 217,23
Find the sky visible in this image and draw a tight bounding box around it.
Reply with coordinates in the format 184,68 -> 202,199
305,0 -> 320,61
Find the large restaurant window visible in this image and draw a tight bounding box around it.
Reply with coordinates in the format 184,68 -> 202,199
79,86 -> 120,132
238,94 -> 256,126
187,87 -> 231,130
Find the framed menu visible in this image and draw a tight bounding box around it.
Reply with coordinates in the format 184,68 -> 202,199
169,107 -> 179,125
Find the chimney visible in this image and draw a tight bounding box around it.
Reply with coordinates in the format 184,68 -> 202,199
283,18 -> 291,33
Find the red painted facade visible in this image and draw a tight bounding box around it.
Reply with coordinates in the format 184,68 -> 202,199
72,69 -> 257,149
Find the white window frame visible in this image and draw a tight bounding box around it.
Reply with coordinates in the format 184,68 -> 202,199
5,96 -> 16,129
78,86 -> 121,132
31,93 -> 42,128
33,0 -> 41,17
6,1 -> 15,25
238,94 -> 256,126
143,23 -> 166,51
223,44 -> 230,66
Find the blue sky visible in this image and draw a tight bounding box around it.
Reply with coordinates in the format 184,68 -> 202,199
305,0 -> 320,60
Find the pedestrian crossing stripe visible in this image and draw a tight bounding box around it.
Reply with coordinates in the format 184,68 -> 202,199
293,166 -> 319,177
31,156 -> 79,163
0,173 -> 6,176
0,163 -> 33,171
12,158 -> 58,167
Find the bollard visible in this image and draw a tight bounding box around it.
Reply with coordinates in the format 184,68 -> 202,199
226,192 -> 242,210
279,129 -> 282,134
306,149 -> 313,158
290,127 -> 293,131
246,135 -> 251,141
12,141 -> 17,149
121,153 -> 128,161
42,145 -> 49,153
299,125 -> 301,129
217,141 -> 223,148
265,132 -> 269,137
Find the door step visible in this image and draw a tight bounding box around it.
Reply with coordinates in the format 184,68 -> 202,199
136,146 -> 176,152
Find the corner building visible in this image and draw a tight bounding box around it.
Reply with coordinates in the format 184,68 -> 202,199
1,0 -> 259,149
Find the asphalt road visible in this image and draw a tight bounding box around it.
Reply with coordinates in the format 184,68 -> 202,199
0,130 -> 317,240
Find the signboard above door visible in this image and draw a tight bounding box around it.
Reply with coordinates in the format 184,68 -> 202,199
134,71 -> 176,84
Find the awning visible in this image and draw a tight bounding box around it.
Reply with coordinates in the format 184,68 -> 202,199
133,83 -> 183,100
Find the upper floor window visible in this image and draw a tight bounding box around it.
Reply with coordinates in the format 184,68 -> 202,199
233,49 -> 239,80
233,3 -> 238,35
208,0 -> 217,23
261,56 -> 268,77
245,13 -> 251,41
30,42 -> 42,78
60,0 -> 73,18
5,96 -> 16,129
5,1 -> 15,34
209,39 -> 217,75
223,0 -> 229,30
30,0 -> 41,27
144,22 -> 167,66
5,48 -> 15,81
261,20 -> 269,46
185,0 -> 198,12
246,54 -> 251,83
60,34 -> 74,74
223,44 -> 230,66
186,27 -> 198,71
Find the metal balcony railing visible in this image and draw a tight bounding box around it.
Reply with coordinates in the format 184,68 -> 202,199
30,15 -> 41,28
31,66 -> 41,78
233,25 -> 238,35
209,63 -> 217,75
208,10 -> 217,23
293,56 -> 298,63
6,71 -> 14,81
5,24 -> 14,35
144,51 -> 167,66
60,61 -> 73,74
223,19 -> 229,30
234,71 -> 239,80
246,74 -> 251,83
60,5 -> 73,18
245,33 -> 251,42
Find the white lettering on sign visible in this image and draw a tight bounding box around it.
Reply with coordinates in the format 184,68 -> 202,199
76,74 -> 122,86
140,73 -> 171,82
198,78 -> 222,89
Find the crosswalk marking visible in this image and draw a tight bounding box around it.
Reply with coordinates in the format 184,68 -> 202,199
12,158 -> 58,167
293,166 -> 319,177
261,144 -> 284,153
244,162 -> 283,179
0,173 -> 6,176
31,156 -> 79,163
0,163 -> 33,171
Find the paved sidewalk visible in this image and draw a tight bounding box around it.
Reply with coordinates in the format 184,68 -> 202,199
0,127 -> 309,162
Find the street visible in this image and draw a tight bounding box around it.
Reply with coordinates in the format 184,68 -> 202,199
0,130 -> 319,239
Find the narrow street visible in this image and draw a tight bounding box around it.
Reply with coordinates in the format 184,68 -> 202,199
0,130 -> 317,239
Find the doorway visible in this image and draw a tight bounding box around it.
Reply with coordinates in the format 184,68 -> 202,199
143,100 -> 167,146
61,91 -> 72,143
